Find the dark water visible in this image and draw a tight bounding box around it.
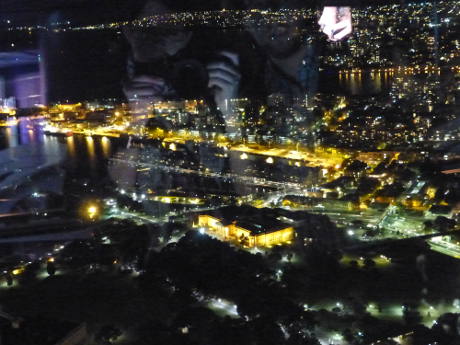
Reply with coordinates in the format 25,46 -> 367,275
0,68 -> 402,184
0,68 -> 397,180
320,70 -> 394,96
0,118 -> 119,183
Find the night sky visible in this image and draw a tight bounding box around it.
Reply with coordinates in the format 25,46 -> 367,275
1,0 -> 420,26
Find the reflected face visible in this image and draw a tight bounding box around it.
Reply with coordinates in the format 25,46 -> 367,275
248,22 -> 303,59
128,28 -> 192,62
125,1 -> 192,62
244,0 -> 305,59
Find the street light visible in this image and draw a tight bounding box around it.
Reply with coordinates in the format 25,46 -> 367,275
87,205 -> 99,220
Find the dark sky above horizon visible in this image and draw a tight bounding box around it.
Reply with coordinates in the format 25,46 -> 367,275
0,0 -> 423,25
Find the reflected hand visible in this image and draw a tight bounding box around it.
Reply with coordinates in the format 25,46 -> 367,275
207,51 -> 241,111
123,75 -> 168,103
318,6 -> 352,41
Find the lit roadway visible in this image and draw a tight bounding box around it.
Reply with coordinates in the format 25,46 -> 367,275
48,119 -> 346,170
106,205 -> 218,225
442,168 -> 460,175
110,157 -> 304,191
428,236 -> 460,259
345,230 -> 460,251
231,144 -> 344,169
46,126 -> 121,138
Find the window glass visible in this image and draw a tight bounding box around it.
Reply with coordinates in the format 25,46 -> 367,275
1,1 -> 460,344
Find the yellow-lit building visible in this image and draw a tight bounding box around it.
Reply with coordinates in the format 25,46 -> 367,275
196,213 -> 295,249
152,195 -> 204,205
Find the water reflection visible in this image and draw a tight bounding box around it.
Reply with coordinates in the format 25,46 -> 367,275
337,71 -> 393,95
85,135 -> 97,171
28,129 -> 35,142
66,136 -> 76,159
5,127 -> 18,148
349,72 -> 362,95
101,136 -> 111,159
0,119 -> 118,183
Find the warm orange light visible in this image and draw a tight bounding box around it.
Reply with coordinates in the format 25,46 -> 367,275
87,206 -> 98,219
12,268 -> 24,275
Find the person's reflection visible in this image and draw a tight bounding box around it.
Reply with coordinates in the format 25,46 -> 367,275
244,0 -> 317,101
122,0 -> 193,114
116,0 -> 243,203
111,0 -> 355,210
122,0 -> 243,120
122,0 -> 354,129
244,1 -> 352,101
318,6 -> 353,42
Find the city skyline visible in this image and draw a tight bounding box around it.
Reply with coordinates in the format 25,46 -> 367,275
0,1 -> 460,344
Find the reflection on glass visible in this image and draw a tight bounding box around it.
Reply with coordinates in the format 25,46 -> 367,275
1,2 -> 460,345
